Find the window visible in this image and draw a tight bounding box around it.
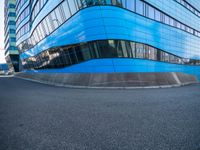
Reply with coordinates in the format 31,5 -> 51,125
40,0 -> 44,7
45,16 -> 54,33
115,40 -> 123,57
121,0 -> 126,8
22,39 -> 200,70
169,18 -> 174,26
16,6 -> 29,27
162,52 -> 170,62
42,19 -> 50,35
67,0 -> 77,15
40,22 -> 47,37
51,11 -> 60,29
98,40 -> 118,58
9,4 -> 15,8
155,9 -> 161,21
76,0 -> 83,9
8,12 -> 16,17
88,42 -> 100,58
164,15 -> 170,25
31,0 -> 49,22
160,13 -> 164,23
124,41 -> 133,58
188,28 -> 193,34
31,35 -> 36,46
54,7 -> 64,26
62,1 -> 71,20
180,24 -> 185,30
176,22 -> 181,28
36,28 -> 41,41
79,44 -> 91,61
10,38 -> 16,42
9,29 -> 15,34
120,41 -> 128,57
112,0 -> 122,6
147,5 -> 155,19
102,0 -> 111,5
130,42 -> 136,58
157,51 -> 161,61
38,24 -> 45,40
127,0 -> 135,11
136,0 -> 144,15
16,23 -> 30,40
68,47 -> 78,64
149,46 -> 157,60
136,43 -> 144,58
33,31 -> 39,44
144,45 -> 149,59
75,45 -> 84,62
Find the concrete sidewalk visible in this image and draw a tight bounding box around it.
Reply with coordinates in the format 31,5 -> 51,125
15,72 -> 198,89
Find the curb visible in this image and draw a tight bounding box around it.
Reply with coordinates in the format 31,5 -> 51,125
14,76 -> 196,90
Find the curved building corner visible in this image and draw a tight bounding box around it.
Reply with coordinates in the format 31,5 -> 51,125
16,0 -> 200,84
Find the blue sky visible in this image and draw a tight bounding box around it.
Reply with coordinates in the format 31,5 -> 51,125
0,0 -> 5,63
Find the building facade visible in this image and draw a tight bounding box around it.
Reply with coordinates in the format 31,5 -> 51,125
16,0 -> 200,80
4,0 -> 20,72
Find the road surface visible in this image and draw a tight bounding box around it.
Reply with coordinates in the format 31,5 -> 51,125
0,77 -> 200,150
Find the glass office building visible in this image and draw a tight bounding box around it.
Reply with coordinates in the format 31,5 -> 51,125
16,0 -> 200,79
4,0 -> 20,72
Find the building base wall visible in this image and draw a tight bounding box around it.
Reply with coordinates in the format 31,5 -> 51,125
23,59 -> 200,81
15,72 -> 198,88
18,58 -> 200,88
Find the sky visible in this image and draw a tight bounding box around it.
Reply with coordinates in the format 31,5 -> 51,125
0,0 -> 5,63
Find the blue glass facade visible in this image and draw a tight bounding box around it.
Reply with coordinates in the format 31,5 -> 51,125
16,0 -> 200,80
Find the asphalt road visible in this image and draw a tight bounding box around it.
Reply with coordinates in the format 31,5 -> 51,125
0,77 -> 200,150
